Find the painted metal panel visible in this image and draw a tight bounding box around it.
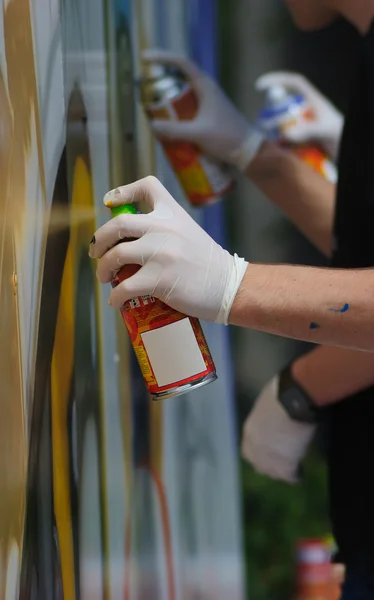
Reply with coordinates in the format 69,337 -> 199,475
0,1 -> 244,598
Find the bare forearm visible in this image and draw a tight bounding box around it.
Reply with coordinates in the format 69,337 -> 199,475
292,346 -> 374,406
246,142 -> 335,257
230,263 -> 374,352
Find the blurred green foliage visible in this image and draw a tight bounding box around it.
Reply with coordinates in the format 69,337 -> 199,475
240,446 -> 329,599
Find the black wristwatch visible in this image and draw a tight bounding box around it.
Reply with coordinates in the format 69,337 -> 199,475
278,363 -> 321,424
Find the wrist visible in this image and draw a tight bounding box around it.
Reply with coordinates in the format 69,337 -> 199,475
228,262 -> 251,326
278,362 -> 321,424
291,356 -> 327,407
231,127 -> 266,172
291,346 -> 371,407
216,254 -> 248,326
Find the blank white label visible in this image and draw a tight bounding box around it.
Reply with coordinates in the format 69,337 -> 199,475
141,318 -> 206,387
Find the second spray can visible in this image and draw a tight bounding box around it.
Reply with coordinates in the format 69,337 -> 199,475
257,84 -> 338,184
140,63 -> 234,207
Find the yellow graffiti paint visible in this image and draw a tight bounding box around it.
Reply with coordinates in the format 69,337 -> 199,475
51,155 -> 95,600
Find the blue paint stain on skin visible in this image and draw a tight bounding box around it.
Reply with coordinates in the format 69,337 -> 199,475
310,322 -> 320,330
329,303 -> 350,313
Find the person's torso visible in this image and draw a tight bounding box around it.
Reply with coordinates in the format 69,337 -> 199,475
328,20 -> 374,566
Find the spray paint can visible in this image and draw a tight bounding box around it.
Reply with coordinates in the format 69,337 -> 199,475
110,203 -> 217,400
140,63 -> 234,207
258,85 -> 338,184
295,538 -> 333,600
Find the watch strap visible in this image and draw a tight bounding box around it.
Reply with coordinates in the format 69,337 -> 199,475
278,363 -> 320,424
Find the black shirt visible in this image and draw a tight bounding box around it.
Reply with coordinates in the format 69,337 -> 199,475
329,20 -> 374,567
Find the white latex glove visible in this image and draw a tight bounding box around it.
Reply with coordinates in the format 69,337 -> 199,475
142,49 -> 265,171
89,176 -> 248,324
256,71 -> 344,161
241,375 -> 316,483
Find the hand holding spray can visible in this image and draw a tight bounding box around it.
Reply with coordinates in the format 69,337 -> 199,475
109,203 -> 217,400
257,85 -> 338,183
140,63 -> 234,207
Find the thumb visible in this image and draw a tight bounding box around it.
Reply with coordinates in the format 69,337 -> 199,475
151,119 -> 200,142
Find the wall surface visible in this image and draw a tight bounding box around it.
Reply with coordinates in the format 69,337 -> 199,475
0,1 -> 244,598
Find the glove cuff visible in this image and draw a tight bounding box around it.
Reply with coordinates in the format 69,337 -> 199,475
231,128 -> 266,172
215,254 -> 248,326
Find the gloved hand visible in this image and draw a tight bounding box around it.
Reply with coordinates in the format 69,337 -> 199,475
142,49 -> 265,171
89,176 -> 248,324
256,71 -> 344,161
241,375 -> 316,483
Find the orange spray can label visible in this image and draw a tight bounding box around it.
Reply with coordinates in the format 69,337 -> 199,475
142,66 -> 234,207
113,264 -> 216,400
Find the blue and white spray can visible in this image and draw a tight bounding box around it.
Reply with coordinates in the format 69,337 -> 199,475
257,84 -> 337,183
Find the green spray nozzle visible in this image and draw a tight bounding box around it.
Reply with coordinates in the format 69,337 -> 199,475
109,203 -> 137,218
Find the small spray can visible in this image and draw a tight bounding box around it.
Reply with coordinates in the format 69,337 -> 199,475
140,63 -> 234,207
295,538 -> 333,600
110,203 -> 217,400
258,85 -> 338,184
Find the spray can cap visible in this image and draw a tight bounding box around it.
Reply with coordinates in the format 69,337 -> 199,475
142,62 -> 168,81
265,84 -> 289,107
109,203 -> 137,218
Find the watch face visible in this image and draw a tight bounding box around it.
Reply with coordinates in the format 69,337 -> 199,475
281,387 -> 317,424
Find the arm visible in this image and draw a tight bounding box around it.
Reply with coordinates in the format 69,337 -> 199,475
142,51 -> 339,257
230,263 -> 374,352
246,141 -> 335,257
241,333 -> 374,484
292,345 -> 374,406
91,177 -> 374,354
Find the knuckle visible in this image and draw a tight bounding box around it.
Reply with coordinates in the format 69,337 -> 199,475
117,213 -> 128,227
144,174 -> 159,187
119,277 -> 141,300
113,244 -> 126,265
116,215 -> 131,238
115,255 -> 124,268
113,278 -> 128,295
110,286 -> 126,309
96,264 -> 108,283
118,278 -> 130,294
155,248 -> 172,264
98,248 -> 122,278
